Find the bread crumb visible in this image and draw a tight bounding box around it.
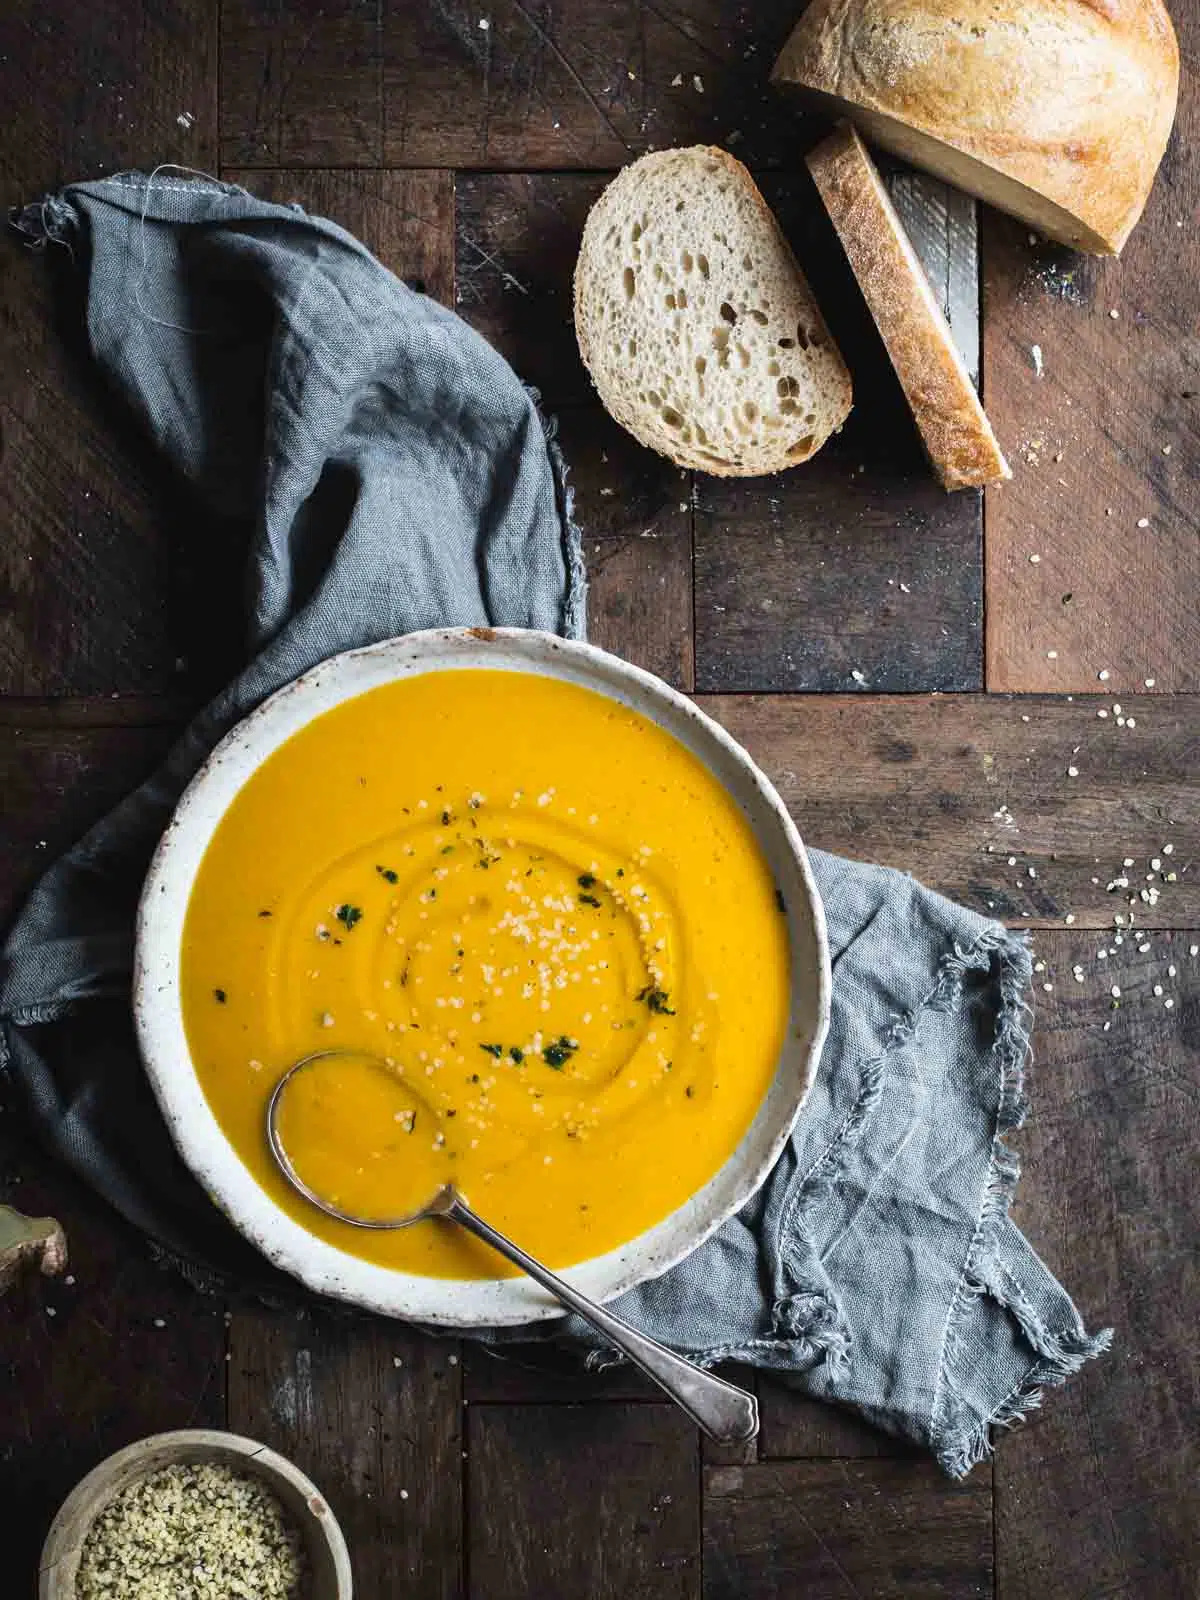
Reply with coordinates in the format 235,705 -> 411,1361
1031,344 -> 1044,377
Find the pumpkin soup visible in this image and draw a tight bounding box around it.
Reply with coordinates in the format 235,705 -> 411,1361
181,669 -> 791,1278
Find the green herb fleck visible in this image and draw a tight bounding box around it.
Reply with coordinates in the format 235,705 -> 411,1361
543,1035 -> 578,1069
258,909 -> 272,919
480,1043 -> 504,1058
636,985 -> 675,1015
509,1046 -> 524,1065
616,868 -> 625,878
578,873 -> 597,890
685,1085 -> 696,1099
441,845 -> 454,855
375,865 -> 399,884
441,809 -> 452,826
213,988 -> 227,1004
578,893 -> 601,908
335,904 -> 363,931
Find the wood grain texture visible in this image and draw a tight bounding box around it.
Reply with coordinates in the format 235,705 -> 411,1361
0,1116 -> 225,1592
223,168 -> 456,308
228,1308 -> 463,1599
557,406 -> 694,690
703,1459 -> 993,1599
219,0 -> 383,167
698,692 -> 1200,929
696,170 -> 982,693
693,445 -> 982,691
0,722 -> 174,925
221,0 -> 812,172
759,1385 -> 915,1460
467,1403 -> 699,1598
455,173 -> 602,409
0,0 -> 224,698
464,1342 -> 656,1402
981,1 -> 1199,694
995,927 -> 1200,1600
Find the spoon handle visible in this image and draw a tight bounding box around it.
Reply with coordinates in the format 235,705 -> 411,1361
447,1194 -> 758,1446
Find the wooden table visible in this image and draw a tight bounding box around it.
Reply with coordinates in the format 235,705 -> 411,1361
1,4 -> 1196,1595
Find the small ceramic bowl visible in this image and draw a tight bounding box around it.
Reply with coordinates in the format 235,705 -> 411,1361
38,1428 -> 352,1599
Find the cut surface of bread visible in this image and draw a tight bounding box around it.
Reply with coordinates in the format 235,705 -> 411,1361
773,0 -> 1179,255
574,147 -> 852,476
807,123 -> 1010,491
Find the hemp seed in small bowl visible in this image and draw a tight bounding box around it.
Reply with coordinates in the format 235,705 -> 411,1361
75,1460 -> 306,1598
38,1430 -> 351,1600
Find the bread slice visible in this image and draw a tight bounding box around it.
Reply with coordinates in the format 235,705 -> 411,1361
773,0 -> 1178,256
807,123 -> 1009,491
574,147 -> 852,476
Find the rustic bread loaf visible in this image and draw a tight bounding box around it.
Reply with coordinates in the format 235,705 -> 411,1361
773,0 -> 1179,255
573,147 -> 852,476
807,123 -> 1010,490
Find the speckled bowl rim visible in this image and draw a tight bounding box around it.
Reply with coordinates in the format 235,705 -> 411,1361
134,627 -> 831,1327
38,1428 -> 352,1599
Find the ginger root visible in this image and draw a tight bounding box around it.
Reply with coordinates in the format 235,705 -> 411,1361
0,1203 -> 68,1293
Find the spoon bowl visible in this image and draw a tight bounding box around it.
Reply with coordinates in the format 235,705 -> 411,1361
267,1050 -> 760,1447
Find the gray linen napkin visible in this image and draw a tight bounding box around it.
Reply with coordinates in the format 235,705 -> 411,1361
1,172 -> 1109,1477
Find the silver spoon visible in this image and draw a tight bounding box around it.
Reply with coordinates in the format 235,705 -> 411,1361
267,1051 -> 758,1446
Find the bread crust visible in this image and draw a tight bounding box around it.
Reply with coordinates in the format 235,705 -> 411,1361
573,147 -> 853,476
808,123 -> 1010,490
773,0 -> 1179,254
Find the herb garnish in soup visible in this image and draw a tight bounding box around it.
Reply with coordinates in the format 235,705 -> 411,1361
181,670 -> 790,1277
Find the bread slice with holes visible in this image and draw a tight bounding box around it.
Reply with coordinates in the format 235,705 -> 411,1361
573,147 -> 852,476
807,123 -> 1010,491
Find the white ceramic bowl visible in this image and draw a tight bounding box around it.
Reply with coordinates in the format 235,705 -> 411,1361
39,1429 -> 352,1599
134,628 -> 830,1326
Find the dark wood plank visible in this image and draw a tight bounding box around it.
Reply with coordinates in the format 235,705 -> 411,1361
464,1342 -> 657,1402
222,1 -> 811,172
981,0 -> 1200,694
0,0 -> 225,698
223,168 -> 455,309
693,448 -> 982,692
0,721 -> 175,925
698,693 -> 1200,930
467,1403 -> 699,1598
218,0 -> 382,168
995,928 -> 1200,1600
455,173 -> 603,409
228,1307 -> 462,1599
696,169 -> 981,694
0,708 -> 223,1585
1,0 -> 217,181
0,1108 -> 225,1592
759,1384 -> 914,1460
703,1459 -> 993,1599
556,407 -> 693,691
